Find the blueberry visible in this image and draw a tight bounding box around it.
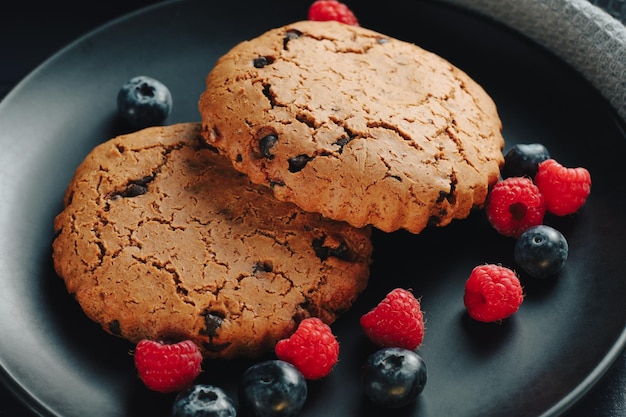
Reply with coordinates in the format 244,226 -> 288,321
171,384 -> 236,417
238,360 -> 307,417
514,225 -> 568,279
362,348 -> 427,408
501,143 -> 550,179
117,75 -> 172,129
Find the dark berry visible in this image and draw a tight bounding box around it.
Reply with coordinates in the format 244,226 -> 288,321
361,348 -> 427,408
172,384 -> 236,417
238,360 -> 307,417
514,225 -> 568,279
117,75 -> 172,129
501,143 -> 550,179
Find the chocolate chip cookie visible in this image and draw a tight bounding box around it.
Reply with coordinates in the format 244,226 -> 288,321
199,20 -> 505,233
52,123 -> 372,359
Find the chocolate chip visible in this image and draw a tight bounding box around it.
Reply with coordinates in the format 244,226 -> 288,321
297,297 -> 320,318
312,237 -> 326,259
108,320 -> 121,336
288,155 -> 312,173
133,175 -> 155,186
253,56 -> 275,68
329,242 -> 351,260
334,136 -> 352,154
269,180 -> 285,189
428,208 -> 448,226
312,236 -> 352,261
428,215 -> 441,226
436,179 -> 457,204
199,311 -> 231,352
253,260 -> 274,273
122,183 -> 148,197
109,175 -> 155,199
283,29 -> 302,50
259,134 -> 278,159
201,310 -> 225,337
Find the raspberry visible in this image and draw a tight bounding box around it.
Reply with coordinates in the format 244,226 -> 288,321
360,288 -> 425,351
534,159 -> 591,216
133,339 -> 203,393
486,177 -> 546,238
463,264 -> 524,322
308,0 -> 359,26
274,317 -> 339,380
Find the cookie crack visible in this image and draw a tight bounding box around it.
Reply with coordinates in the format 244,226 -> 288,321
261,82 -> 280,108
137,216 -> 186,232
266,270 -> 295,297
194,231 -> 232,276
131,255 -> 196,306
296,111 -> 318,129
379,157 -> 403,183
301,31 -> 384,54
365,120 -> 425,152
254,230 -> 297,257
103,142 -> 187,205
90,212 -> 109,273
321,116 -> 360,155
443,124 -> 478,172
203,246 -> 231,275
435,82 -> 484,174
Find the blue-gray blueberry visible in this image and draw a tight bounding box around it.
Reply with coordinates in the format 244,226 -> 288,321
117,75 -> 172,129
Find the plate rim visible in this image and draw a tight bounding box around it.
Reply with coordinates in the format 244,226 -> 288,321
0,1 -> 624,417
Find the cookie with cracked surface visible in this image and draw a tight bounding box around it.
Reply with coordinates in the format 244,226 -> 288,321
199,20 -> 505,233
52,122 -> 372,359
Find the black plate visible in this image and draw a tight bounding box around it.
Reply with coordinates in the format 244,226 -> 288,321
0,1 -> 624,416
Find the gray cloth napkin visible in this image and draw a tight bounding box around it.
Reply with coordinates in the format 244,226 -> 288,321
436,0 -> 626,123
588,0 -> 626,24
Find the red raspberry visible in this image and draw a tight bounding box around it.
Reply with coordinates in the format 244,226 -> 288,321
534,159 -> 591,216
308,0 -> 359,26
360,288 -> 425,350
486,177 -> 546,238
133,339 -> 203,393
275,317 -> 339,380
463,264 -> 524,322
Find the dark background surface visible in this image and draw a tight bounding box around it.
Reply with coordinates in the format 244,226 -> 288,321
0,1 -> 624,416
